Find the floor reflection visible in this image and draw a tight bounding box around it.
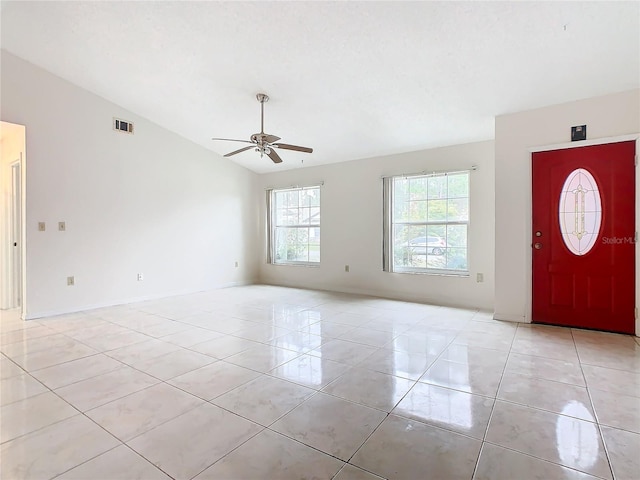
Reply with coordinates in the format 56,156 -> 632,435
401,385 -> 474,430
556,401 -> 599,470
280,354 -> 324,386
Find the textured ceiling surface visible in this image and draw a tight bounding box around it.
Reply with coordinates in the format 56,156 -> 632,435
1,1 -> 638,173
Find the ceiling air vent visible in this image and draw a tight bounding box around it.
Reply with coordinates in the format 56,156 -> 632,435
113,117 -> 134,134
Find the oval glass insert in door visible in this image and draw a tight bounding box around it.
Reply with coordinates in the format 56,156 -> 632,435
558,168 -> 602,256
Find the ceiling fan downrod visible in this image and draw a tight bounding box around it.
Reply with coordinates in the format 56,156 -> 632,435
257,93 -> 269,135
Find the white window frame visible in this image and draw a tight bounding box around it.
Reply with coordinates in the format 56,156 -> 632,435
267,185 -> 321,266
383,170 -> 471,276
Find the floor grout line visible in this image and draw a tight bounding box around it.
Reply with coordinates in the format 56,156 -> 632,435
1,288 -> 638,479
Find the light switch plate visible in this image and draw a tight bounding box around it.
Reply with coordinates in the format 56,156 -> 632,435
58,222 -> 66,231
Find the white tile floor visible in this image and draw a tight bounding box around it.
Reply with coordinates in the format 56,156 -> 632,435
1,285 -> 639,480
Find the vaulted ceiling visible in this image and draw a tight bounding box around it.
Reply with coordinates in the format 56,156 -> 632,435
1,1 -> 638,173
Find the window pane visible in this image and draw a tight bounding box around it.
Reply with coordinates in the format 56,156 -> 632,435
308,249 -> 320,263
392,225 -> 410,267
274,227 -> 291,262
285,228 -> 300,261
274,227 -> 302,262
426,252 -> 446,269
284,207 -> 300,226
393,179 -> 410,222
428,176 -> 447,199
393,225 -> 409,253
399,225 -> 428,268
409,177 -> 428,200
394,200 -> 409,222
308,189 -> 320,207
427,200 -> 447,222
293,190 -> 302,207
447,173 -> 469,198
309,226 -> 320,262
309,207 -> 320,224
427,224 -> 446,240
309,227 -> 320,246
274,191 -> 283,209
299,207 -> 311,225
447,198 -> 469,222
297,245 -> 309,262
407,226 -> 427,268
446,225 -> 467,247
300,189 -> 317,207
446,247 -> 467,270
408,200 -> 428,222
406,225 -> 427,249
394,177 -> 409,196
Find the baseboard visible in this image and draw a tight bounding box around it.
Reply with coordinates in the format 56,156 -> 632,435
259,279 -> 492,312
493,312 -> 528,323
24,280 -> 254,320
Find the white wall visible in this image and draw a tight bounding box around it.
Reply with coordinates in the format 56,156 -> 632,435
258,141 -> 495,311
0,122 -> 26,309
1,51 -> 259,318
494,89 -> 640,323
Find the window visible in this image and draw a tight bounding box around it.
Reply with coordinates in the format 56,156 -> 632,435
558,168 -> 602,256
384,171 -> 469,274
267,186 -> 320,265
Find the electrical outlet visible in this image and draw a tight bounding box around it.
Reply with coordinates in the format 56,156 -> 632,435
137,273 -> 144,281
345,265 -> 350,273
58,221 -> 66,231
38,222 -> 45,231
476,273 -> 484,283
67,276 -> 74,286
234,261 -> 239,268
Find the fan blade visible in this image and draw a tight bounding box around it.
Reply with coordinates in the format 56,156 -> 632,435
267,149 -> 283,164
273,143 -> 313,154
212,137 -> 254,144
224,146 -> 254,157
264,134 -> 281,144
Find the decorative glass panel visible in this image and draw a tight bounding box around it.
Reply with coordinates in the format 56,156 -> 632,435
558,168 -> 602,256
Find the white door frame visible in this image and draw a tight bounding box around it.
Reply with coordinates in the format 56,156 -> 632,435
529,133 -> 640,336
10,159 -> 22,308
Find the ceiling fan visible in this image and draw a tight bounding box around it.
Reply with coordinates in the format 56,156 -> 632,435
212,93 -> 313,164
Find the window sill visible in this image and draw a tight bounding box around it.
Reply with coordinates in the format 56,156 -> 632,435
270,262 -> 320,268
391,268 -> 469,277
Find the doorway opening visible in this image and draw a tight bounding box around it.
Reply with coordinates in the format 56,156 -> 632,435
1,121 -> 26,319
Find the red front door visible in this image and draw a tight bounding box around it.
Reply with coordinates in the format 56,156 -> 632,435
532,141 -> 636,334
